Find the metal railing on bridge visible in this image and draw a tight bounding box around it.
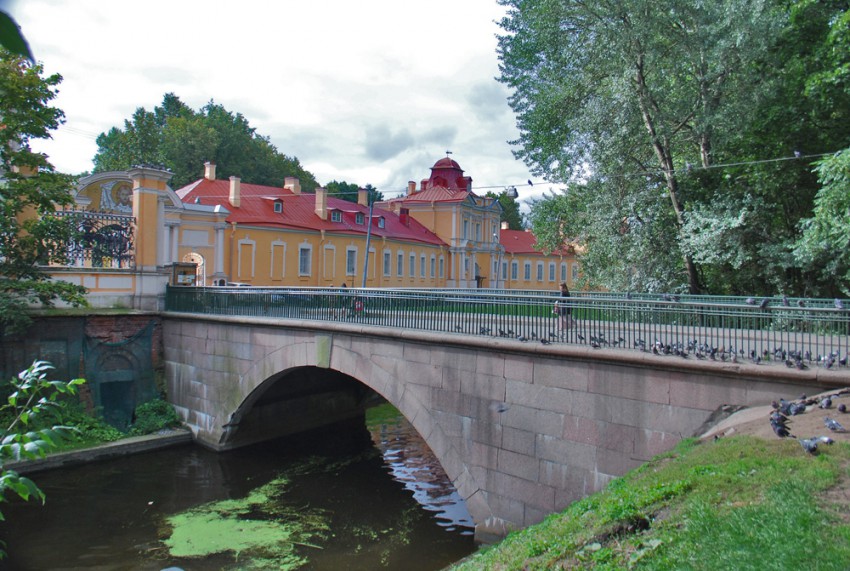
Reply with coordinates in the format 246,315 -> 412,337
165,286 -> 850,369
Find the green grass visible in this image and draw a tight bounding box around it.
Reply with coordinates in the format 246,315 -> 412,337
450,436 -> 850,570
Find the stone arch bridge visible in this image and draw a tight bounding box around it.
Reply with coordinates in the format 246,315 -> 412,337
163,313 -> 844,542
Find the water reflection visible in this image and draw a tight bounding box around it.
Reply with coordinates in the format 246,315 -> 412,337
0,409 -> 475,570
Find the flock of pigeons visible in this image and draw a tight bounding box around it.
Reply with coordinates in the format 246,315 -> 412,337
769,390 -> 850,455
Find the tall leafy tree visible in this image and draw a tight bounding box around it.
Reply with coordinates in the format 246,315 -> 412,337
0,49 -> 87,335
498,1 -> 784,293
93,94 -> 320,190
486,190 -> 524,230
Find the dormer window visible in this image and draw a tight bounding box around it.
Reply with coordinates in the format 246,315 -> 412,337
273,200 -> 283,213
377,217 -> 385,229
356,212 -> 365,225
331,210 -> 342,222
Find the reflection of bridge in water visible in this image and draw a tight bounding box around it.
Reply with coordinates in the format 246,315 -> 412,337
164,287 -> 850,541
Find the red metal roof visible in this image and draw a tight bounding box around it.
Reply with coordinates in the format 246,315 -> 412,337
501,229 -> 544,255
175,178 -> 446,246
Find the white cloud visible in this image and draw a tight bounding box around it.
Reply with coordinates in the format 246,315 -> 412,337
11,0 -> 537,194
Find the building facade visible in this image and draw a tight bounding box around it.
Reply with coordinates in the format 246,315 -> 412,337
56,157 -> 578,307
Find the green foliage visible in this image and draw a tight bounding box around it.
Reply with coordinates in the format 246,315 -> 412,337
128,398 -> 180,436
0,49 -> 88,335
500,1 -> 850,296
0,361 -> 85,549
93,93 -> 321,190
795,148 -> 850,295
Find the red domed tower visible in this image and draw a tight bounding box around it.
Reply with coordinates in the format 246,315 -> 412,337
422,156 -> 473,193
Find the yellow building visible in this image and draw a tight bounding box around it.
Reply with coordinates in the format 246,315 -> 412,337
57,157 -> 578,308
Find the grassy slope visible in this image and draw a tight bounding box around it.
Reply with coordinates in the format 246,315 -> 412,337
450,436 -> 850,570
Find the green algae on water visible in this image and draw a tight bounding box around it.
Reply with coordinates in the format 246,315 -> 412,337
161,475 -> 329,570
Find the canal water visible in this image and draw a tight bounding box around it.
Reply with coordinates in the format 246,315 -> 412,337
0,405 -> 476,570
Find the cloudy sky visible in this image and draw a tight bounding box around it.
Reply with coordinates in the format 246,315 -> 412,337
7,0 -> 543,203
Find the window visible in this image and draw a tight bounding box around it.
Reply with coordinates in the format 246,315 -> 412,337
463,219 -> 469,239
331,210 -> 342,222
537,262 -> 544,281
511,261 -> 518,280
524,262 -> 531,280
420,254 -> 426,278
502,261 -> 508,280
561,263 -> 567,282
298,246 -> 312,275
549,262 -> 556,282
572,263 -> 579,281
397,251 -> 404,277
356,212 -> 365,225
430,255 -> 436,278
346,247 -> 357,275
377,217 -> 385,229
475,222 -> 481,241
273,201 -> 283,213
409,253 -> 416,277
439,256 -> 444,278
383,251 -> 391,276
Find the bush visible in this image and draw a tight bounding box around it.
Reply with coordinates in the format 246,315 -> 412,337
130,398 -> 181,435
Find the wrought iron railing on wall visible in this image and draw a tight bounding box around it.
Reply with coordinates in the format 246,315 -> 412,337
166,286 -> 850,368
53,210 -> 135,268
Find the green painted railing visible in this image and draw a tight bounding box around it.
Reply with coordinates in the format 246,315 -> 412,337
165,286 -> 850,368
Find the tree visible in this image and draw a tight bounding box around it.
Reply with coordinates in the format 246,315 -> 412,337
794,148 -> 850,296
0,49 -> 87,335
93,94 -> 321,191
0,361 -> 85,556
498,1 -> 785,293
486,190 -> 524,230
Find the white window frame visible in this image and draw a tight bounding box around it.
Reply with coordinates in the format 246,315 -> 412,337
524,262 -> 531,280
298,245 -> 312,276
331,210 -> 342,222
383,250 -> 391,276
511,261 -> 518,280
536,262 -> 544,281
397,251 -> 404,277
346,246 -> 357,275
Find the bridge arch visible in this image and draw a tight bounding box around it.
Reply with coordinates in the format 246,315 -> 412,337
190,328 -> 488,535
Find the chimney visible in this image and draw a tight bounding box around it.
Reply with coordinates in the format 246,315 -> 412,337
229,176 -> 241,208
284,176 -> 301,194
399,207 -> 410,227
204,161 -> 216,180
358,188 -> 368,206
501,221 -> 509,230
407,181 -> 416,196
315,187 -> 328,220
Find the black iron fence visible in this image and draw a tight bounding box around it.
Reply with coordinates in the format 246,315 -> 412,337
53,210 -> 135,268
166,286 -> 850,368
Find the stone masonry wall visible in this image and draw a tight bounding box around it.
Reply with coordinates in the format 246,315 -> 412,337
162,313 -> 846,543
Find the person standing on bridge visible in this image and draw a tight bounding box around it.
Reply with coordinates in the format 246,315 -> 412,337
555,282 -> 575,333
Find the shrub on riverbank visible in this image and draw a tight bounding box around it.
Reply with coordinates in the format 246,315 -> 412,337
451,436 -> 850,570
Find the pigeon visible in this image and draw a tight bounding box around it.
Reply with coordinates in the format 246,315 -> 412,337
800,438 -> 819,454
836,299 -> 845,310
517,335 -> 528,342
820,397 -> 832,409
818,436 -> 835,445
839,404 -> 847,413
527,179 -> 533,186
540,338 -> 551,345
746,297 -> 757,305
825,417 -> 846,432
771,420 -> 793,438
759,298 -> 770,310
788,402 -> 807,416
782,295 -> 790,307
